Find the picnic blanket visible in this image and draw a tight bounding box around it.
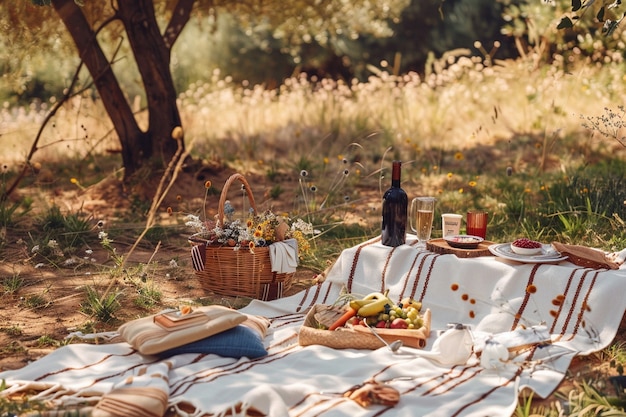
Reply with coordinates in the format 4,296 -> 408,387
2,235 -> 626,417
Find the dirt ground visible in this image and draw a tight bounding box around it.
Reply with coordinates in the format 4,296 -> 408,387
0,165 -> 331,371
1,164 -> 625,408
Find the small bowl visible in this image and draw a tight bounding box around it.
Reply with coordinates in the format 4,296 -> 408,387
444,234 -> 484,249
510,244 -> 542,256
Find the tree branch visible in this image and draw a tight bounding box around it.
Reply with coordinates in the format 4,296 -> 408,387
163,0 -> 196,49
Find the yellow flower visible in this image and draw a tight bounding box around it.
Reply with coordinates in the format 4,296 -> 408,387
454,152 -> 464,160
205,180 -> 212,189
468,181 -> 477,187
458,188 -> 464,193
70,178 -> 78,184
447,172 -> 453,179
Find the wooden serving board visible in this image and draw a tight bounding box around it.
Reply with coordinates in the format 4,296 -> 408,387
426,238 -> 496,258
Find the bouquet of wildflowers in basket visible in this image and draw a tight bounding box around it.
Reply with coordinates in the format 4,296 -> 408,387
185,205 -> 313,256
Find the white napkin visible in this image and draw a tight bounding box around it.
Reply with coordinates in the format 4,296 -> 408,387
608,247 -> 626,267
269,239 -> 299,274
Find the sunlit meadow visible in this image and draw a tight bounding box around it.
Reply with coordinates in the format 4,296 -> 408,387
1,48 -> 626,250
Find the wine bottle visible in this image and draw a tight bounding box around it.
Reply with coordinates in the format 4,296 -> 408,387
381,160 -> 408,247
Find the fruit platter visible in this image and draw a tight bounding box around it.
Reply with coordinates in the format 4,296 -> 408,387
298,291 -> 431,350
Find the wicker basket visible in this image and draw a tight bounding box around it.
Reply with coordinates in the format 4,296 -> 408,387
299,304 -> 431,350
189,173 -> 295,301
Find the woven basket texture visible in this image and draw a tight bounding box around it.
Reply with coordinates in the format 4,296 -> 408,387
192,173 -> 294,299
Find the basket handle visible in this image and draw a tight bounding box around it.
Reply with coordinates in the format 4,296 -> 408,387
217,173 -> 257,227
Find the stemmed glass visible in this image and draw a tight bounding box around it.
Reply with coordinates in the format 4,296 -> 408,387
410,197 -> 436,247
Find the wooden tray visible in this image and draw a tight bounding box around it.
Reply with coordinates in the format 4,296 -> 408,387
426,238 -> 496,258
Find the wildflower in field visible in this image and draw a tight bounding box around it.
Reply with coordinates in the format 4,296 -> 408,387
447,172 -> 453,179
223,200 -> 235,220
205,180 -> 212,189
169,259 -> 178,268
469,181 -> 477,187
85,249 -> 93,255
454,152 -> 464,160
300,170 -> 308,177
35,263 -> 45,269
31,245 -> 40,253
1,163 -> 8,173
98,231 -> 112,246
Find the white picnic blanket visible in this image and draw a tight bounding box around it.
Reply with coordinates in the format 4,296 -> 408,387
2,235 -> 626,417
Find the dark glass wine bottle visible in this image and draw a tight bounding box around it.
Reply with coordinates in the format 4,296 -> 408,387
381,160 -> 408,247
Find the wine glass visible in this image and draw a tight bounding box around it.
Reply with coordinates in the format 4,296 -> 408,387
410,197 -> 436,247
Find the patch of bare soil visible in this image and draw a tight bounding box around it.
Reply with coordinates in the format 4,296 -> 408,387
0,166 -> 330,372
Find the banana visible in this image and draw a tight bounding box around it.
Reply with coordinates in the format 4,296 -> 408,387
357,291 -> 392,317
362,292 -> 387,301
349,299 -> 376,311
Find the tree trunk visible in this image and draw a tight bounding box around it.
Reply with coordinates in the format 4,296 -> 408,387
51,0 -> 185,185
117,0 -> 183,169
51,0 -> 144,179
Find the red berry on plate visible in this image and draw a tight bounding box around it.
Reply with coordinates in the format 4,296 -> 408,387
512,238 -> 542,249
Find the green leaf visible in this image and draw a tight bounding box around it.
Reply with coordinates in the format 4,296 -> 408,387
597,6 -> 605,22
557,17 -> 574,29
572,0 -> 582,12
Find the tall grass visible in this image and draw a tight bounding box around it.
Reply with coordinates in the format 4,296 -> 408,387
1,49 -> 625,251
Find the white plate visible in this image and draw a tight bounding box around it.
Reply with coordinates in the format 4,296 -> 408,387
488,243 -> 567,264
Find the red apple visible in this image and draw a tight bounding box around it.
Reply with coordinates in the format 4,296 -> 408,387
390,318 -> 408,329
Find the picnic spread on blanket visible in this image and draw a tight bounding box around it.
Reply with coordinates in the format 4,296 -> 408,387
1,234 -> 626,417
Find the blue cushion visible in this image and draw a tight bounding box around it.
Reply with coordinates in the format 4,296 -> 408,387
158,325 -> 267,359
